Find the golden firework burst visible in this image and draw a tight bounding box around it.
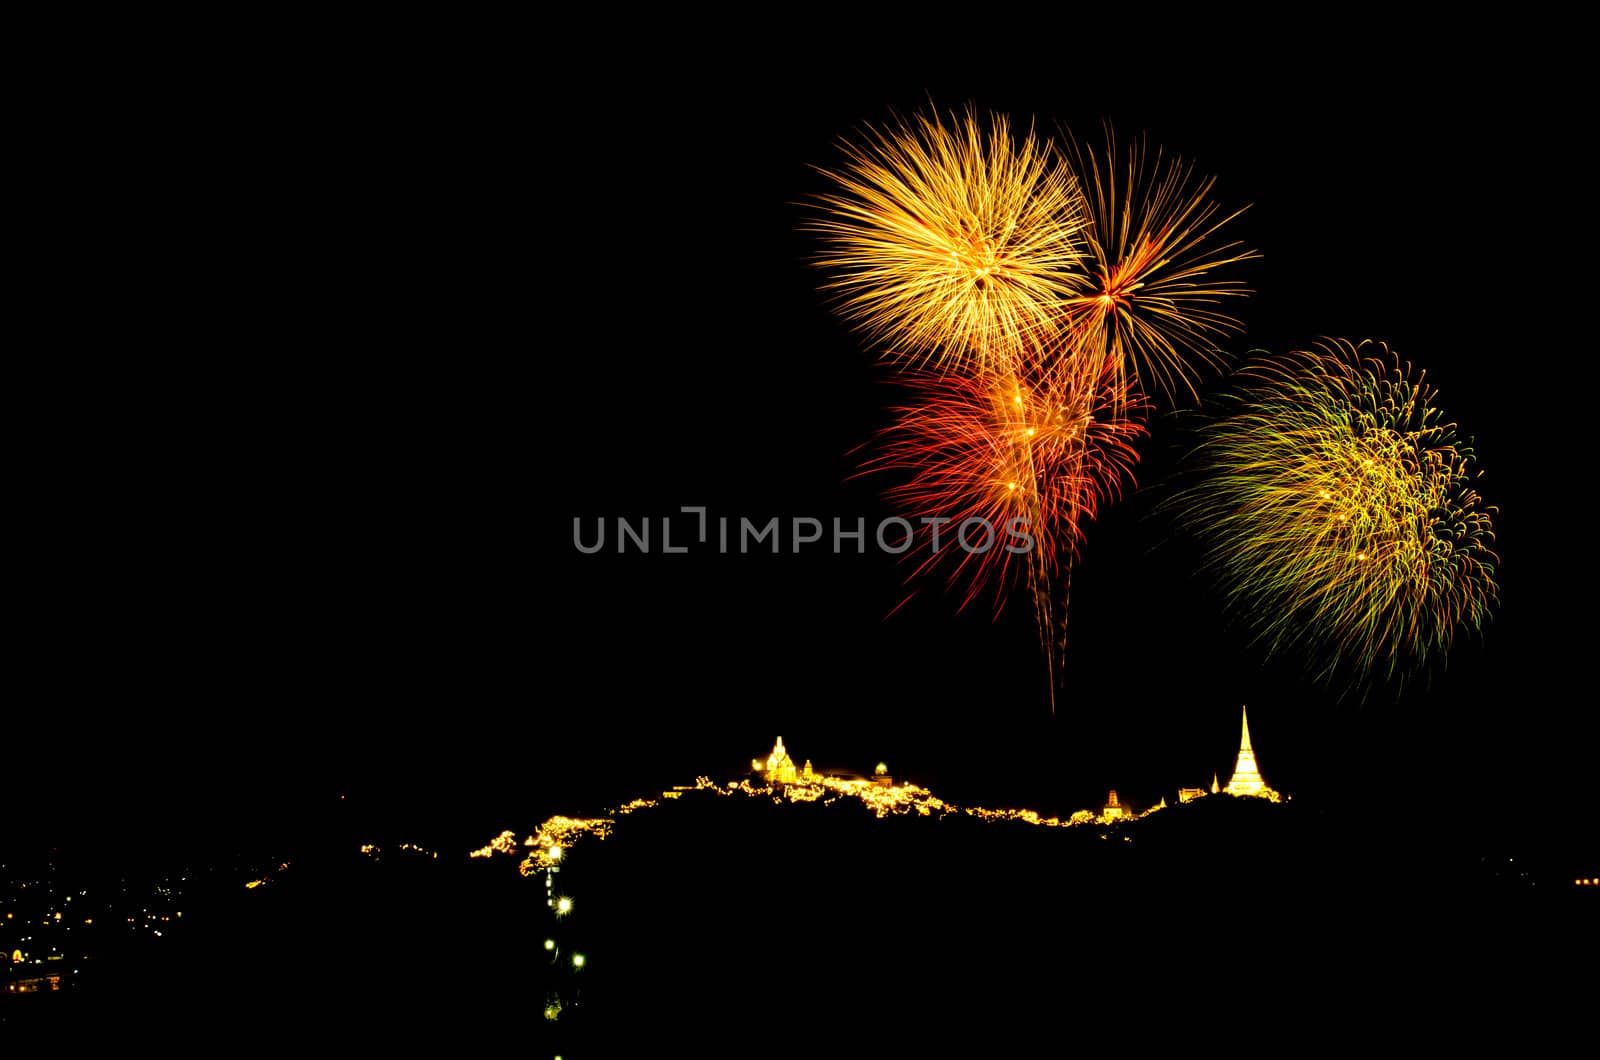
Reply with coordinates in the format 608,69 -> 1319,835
1064,129 -> 1256,405
809,106 -> 1089,370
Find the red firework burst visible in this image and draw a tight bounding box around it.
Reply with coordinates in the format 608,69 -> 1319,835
864,350 -> 1146,702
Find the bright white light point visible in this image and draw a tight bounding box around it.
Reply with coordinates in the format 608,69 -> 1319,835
556,897 -> 573,914
571,953 -> 586,968
1025,428 -> 1036,436
544,938 -> 556,951
549,845 -> 562,860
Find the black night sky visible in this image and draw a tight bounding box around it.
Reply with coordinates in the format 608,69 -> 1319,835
11,29 -> 1595,956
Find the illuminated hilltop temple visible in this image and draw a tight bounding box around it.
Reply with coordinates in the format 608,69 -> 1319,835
1222,706 -> 1281,801
1175,708 -> 1282,804
733,719 -> 1280,832
752,737 -> 814,784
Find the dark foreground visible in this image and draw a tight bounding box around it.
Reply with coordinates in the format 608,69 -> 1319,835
4,794 -> 1590,1053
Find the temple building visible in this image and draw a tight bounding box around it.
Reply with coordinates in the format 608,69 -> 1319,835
1223,707 -> 1281,801
752,737 -> 800,784
1101,789 -> 1130,820
1172,709 -> 1285,805
747,738 -> 853,787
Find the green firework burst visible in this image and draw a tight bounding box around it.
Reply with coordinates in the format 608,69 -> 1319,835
1174,338 -> 1499,692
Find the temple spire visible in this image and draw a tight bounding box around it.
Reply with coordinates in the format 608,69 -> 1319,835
1224,705 -> 1278,799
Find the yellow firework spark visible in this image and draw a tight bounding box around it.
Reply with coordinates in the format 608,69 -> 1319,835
1063,129 -> 1256,405
809,106 -> 1089,370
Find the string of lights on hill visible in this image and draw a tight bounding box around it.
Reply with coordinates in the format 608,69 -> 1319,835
477,721 -> 1282,1027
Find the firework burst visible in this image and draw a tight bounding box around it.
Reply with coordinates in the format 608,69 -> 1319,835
808,106 -> 1265,710
809,106 -> 1088,371
1173,339 -> 1498,690
1062,129 -> 1256,405
866,352 -> 1146,705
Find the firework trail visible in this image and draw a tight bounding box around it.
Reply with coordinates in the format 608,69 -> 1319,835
808,106 -> 1088,372
865,351 -> 1146,706
1171,339 -> 1498,691
1061,128 -> 1256,406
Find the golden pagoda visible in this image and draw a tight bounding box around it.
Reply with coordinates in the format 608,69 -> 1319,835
758,736 -> 798,784
1223,706 -> 1280,801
